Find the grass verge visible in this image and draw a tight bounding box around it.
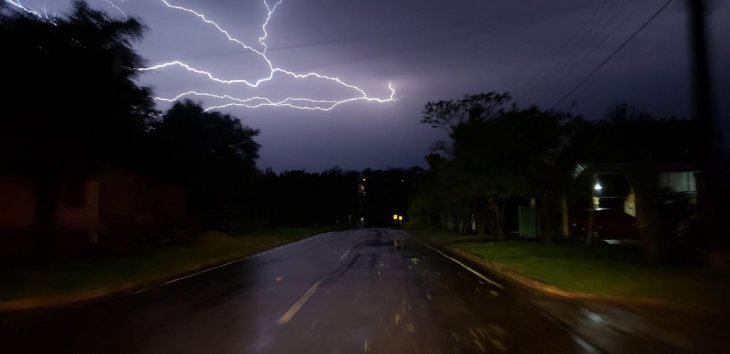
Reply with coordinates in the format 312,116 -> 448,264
0,226 -> 333,304
414,230 -> 730,308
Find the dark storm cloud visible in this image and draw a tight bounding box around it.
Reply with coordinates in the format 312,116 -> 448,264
45,0 -> 730,170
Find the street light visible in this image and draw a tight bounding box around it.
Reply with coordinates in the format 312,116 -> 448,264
593,181 -> 603,192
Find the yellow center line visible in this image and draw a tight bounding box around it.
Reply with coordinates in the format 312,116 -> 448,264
277,281 -> 321,325
338,248 -> 351,261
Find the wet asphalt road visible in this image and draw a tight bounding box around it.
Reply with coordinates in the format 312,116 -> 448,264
3,229 -> 600,353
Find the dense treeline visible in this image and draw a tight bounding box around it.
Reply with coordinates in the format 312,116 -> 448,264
257,168 -> 361,227
252,167 -> 420,229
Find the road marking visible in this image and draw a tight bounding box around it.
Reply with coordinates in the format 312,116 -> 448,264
474,339 -> 487,352
571,335 -> 600,353
339,248 -> 351,261
277,281 -> 321,325
490,338 -> 507,351
408,234 -> 503,289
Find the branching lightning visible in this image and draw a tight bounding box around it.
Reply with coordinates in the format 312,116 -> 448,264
4,0 -> 57,24
139,0 -> 396,111
101,0 -> 127,21
259,0 -> 281,53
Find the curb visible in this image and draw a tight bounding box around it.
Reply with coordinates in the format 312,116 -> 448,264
429,242 -> 730,353
444,246 -> 703,312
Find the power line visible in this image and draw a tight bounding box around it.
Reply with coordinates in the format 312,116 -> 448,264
542,0 -> 646,99
536,0 -> 623,93
551,0 -> 673,109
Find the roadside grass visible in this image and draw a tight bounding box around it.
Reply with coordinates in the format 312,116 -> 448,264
414,230 -> 730,308
0,226 -> 333,302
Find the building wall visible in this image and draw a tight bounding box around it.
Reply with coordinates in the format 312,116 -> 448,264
99,168 -> 147,226
658,171 -> 698,193
158,185 -> 187,222
1,168 -> 186,243
98,168 -> 186,229
55,177 -> 98,231
0,176 -> 35,230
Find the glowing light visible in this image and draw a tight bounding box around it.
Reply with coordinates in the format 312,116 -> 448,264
140,0 -> 396,111
594,182 -> 603,192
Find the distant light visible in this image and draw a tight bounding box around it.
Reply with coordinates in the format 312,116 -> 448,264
593,182 -> 603,192
398,216 -> 403,221
393,214 -> 398,220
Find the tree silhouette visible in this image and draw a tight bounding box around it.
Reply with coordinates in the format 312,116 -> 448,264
151,100 -> 260,228
416,93 -> 577,242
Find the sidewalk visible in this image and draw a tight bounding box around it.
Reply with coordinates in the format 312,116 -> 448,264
414,233 -> 730,353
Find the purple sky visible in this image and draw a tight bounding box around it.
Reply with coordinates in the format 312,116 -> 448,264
37,0 -> 730,171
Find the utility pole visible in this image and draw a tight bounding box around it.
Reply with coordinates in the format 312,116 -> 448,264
687,0 -> 716,146
686,0 -> 725,254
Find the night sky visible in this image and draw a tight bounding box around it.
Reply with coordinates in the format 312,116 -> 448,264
30,0 -> 730,170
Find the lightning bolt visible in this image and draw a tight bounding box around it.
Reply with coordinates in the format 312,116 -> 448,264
100,0 -> 127,21
4,0 -> 57,23
139,0 -> 396,111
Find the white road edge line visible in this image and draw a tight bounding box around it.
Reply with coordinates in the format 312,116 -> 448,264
277,281 -> 321,325
404,232 -> 602,352
156,232 -> 333,288
407,233 -> 503,289
338,248 -> 351,261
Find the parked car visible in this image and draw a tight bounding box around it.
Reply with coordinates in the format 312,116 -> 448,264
571,209 -> 640,240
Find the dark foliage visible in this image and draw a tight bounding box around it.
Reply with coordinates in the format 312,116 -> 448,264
150,100 -> 260,228
0,1 -> 154,174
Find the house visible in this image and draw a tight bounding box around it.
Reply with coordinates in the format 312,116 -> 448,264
573,162 -> 699,241
0,166 -> 186,247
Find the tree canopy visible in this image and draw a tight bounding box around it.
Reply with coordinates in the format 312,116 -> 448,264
0,1 -> 155,174
151,100 -> 261,226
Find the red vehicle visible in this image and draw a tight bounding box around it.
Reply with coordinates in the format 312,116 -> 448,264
571,209 -> 640,241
